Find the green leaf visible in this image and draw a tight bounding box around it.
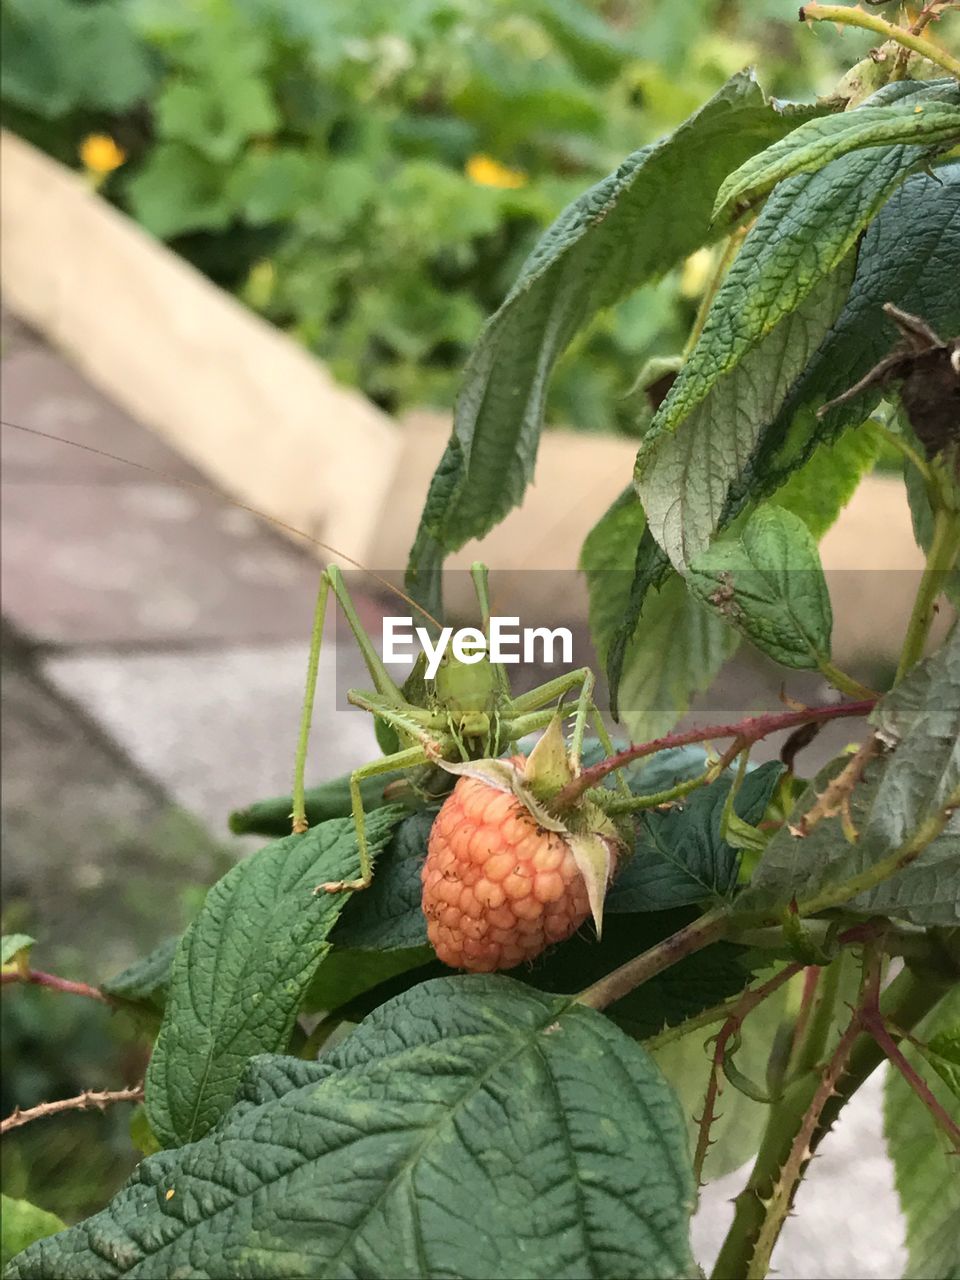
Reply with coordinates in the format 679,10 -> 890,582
128,1106 -> 162,1158
532,0 -> 639,84
686,505 -> 833,668
885,989 -> 960,1280
155,76 -> 278,164
0,0 -> 153,117
921,1024 -> 960,1103
0,1196 -> 65,1271
521,908 -> 757,1040
0,934 -> 35,967
636,252 -> 854,571
145,808 -> 404,1148
637,80 -> 959,570
609,763 -> 783,912
127,143 -> 235,239
582,488 -> 732,733
610,572 -> 738,738
713,100 -> 960,224
304,945 -> 432,1016
739,159 -> 960,507
739,635 -> 960,917
10,978 -> 697,1280
772,419 -> 882,539
581,485 -> 647,662
101,935 -> 178,1018
406,71 -> 830,612
330,810 -> 433,951
602,414 -> 881,718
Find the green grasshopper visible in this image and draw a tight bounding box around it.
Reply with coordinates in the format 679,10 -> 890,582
4,420 -> 624,897
291,561 -> 623,891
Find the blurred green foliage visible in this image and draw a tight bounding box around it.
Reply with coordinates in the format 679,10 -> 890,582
0,0 -> 868,428
1,0 -> 870,430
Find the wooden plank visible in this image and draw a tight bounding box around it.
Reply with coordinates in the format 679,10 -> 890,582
0,129 -> 401,565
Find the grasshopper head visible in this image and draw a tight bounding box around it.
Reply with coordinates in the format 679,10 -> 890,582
432,650 -> 498,742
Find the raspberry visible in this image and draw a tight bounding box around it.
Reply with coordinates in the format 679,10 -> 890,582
421,773 -> 600,972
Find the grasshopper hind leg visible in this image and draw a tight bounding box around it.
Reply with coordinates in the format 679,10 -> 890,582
316,744 -> 431,893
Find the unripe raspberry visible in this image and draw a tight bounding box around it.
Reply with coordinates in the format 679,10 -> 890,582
421,772 -> 613,972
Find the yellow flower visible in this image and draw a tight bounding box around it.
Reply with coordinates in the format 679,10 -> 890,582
80,134 -> 126,176
465,153 -> 527,190
680,247 -> 713,298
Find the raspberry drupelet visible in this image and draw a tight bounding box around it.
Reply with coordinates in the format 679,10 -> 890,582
421,773 -> 594,972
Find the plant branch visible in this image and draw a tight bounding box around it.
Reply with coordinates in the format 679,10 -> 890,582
896,508 -> 960,682
576,908 -> 729,1010
1,1085 -> 144,1136
799,3 -> 960,78
1,967 -> 109,1004
557,699 -> 875,808
816,658 -> 877,701
793,782 -> 960,917
711,961 -> 953,1279
693,963 -> 804,1187
746,1007 -> 863,1279
859,963 -> 960,1150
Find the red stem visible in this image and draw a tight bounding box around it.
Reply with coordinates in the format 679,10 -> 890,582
863,1013 -> 960,1151
1,968 -> 108,1004
857,945 -> 959,1152
693,962 -> 804,1185
556,699 -> 876,807
789,966 -> 822,1062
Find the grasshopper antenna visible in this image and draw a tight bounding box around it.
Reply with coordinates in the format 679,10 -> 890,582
1,418 -> 443,630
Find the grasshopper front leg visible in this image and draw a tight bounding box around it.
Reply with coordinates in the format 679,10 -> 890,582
317,744 -> 432,893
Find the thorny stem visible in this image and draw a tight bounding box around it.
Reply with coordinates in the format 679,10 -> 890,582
873,421 -> 936,492
576,908 -> 729,1010
792,783 -> 960,917
711,962 -> 954,1280
895,508 -> 960,682
816,658 -> 877,701
790,953 -> 845,1079
859,969 -> 960,1150
799,3 -> 960,78
1,1085 -> 144,1136
0,967 -> 109,1004
893,1 -> 956,79
556,700 -> 875,808
746,1006 -> 864,1279
693,963 -> 804,1187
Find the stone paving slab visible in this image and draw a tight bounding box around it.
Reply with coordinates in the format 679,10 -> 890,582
1,346 -> 203,482
1,627 -> 229,981
693,1071 -> 904,1279
1,480 -> 329,647
42,641 -> 380,839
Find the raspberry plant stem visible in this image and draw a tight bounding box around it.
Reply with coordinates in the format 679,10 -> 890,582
895,507 -> 960,682
575,907 -> 730,1010
556,700 -> 875,808
711,961 -> 953,1280
692,963 -> 804,1187
0,967 -> 109,1004
1,1085 -> 144,1136
799,3 -> 960,78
